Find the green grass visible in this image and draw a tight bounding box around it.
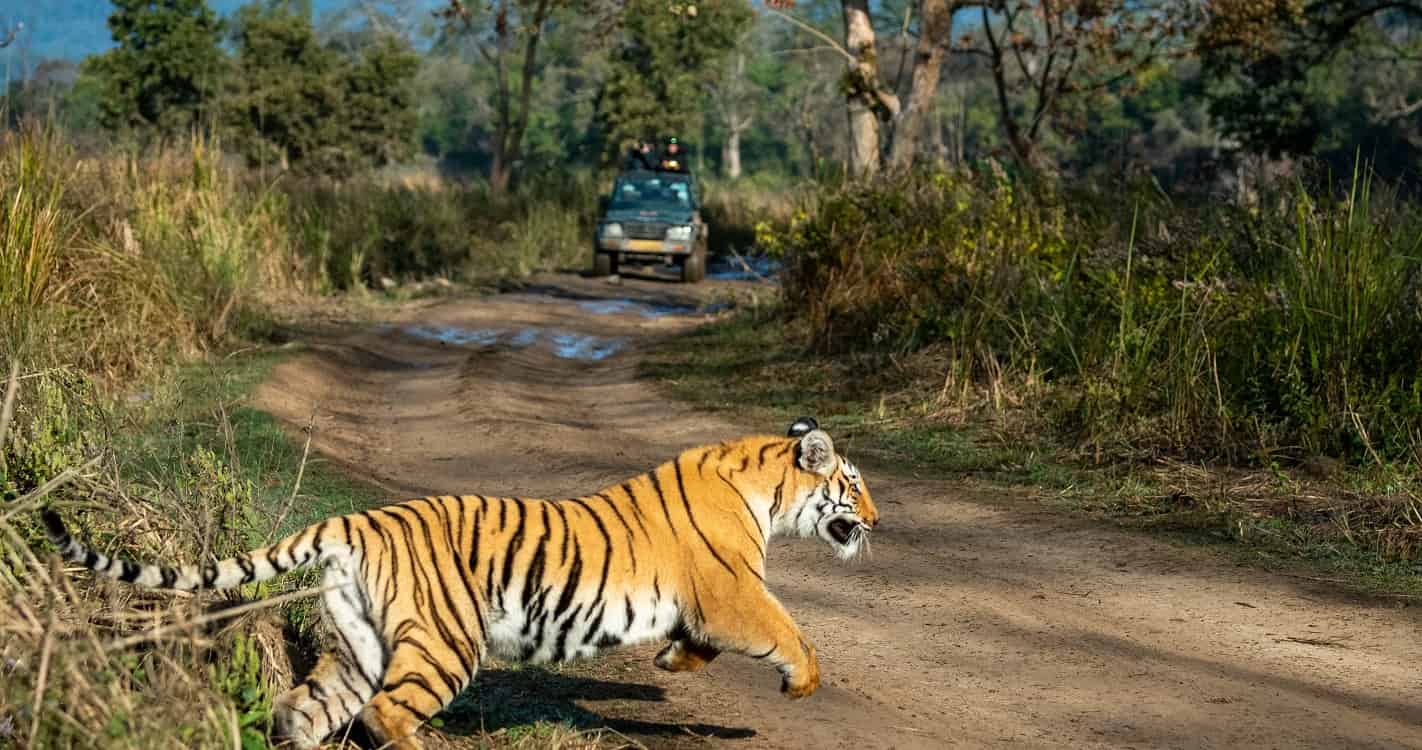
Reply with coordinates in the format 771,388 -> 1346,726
122,346 -> 385,535
641,304 -> 1060,480
646,306 -> 1422,598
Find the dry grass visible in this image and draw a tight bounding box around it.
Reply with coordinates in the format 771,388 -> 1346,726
0,365 -> 305,749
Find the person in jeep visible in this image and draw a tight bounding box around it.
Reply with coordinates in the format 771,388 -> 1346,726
658,137 -> 688,173
625,140 -> 658,171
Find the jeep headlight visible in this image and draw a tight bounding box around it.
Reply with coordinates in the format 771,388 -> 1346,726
665,225 -> 693,241
600,222 -> 624,239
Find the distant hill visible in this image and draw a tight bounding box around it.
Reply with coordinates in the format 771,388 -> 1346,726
1,1 -> 436,63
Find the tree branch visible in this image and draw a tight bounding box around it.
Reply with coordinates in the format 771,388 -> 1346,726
765,7 -> 855,64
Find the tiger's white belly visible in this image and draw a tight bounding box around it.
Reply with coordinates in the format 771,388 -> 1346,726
485,587 -> 680,663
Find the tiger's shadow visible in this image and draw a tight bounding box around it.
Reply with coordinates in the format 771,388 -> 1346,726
434,666 -> 756,742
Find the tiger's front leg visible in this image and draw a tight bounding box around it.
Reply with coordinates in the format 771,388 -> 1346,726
690,584 -> 820,698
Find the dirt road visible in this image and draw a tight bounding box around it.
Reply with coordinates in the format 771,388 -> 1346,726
255,273 -> 1422,749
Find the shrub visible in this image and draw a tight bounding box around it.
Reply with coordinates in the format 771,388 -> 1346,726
774,164 -> 1422,465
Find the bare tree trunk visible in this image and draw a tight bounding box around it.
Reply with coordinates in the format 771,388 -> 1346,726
724,128 -> 743,178
842,0 -> 885,178
887,0 -> 954,171
717,51 -> 751,179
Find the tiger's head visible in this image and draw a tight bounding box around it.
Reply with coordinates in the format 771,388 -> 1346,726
777,417 -> 879,560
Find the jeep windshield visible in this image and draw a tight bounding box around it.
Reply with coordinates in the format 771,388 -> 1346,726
609,174 -> 694,212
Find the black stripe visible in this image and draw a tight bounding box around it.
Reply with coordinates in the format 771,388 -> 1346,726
389,503 -> 480,675
291,705 -> 317,728
383,672 -> 446,704
551,542 -> 583,620
696,447 -> 714,475
757,441 -> 778,466
771,478 -> 786,520
674,459 -> 736,577
235,554 -> 255,583
431,496 -> 489,645
582,600 -> 607,646
739,553 -> 765,582
386,695 -> 433,722
553,603 -> 584,662
718,470 -> 766,551
501,499 -> 527,594
685,574 -> 706,628
594,492 -> 638,571
159,566 -> 177,588
338,668 -> 368,697
750,645 -> 776,659
624,595 -> 635,629
364,512 -> 402,625
569,498 -> 612,603
550,501 -> 570,566
396,639 -> 464,697
370,508 -> 418,611
619,481 -> 651,535
523,505 -> 550,610
647,469 -> 676,530
308,519 -> 330,563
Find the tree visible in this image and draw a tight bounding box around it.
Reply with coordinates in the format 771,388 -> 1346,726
956,1 -> 1187,170
708,47 -> 756,177
595,0 -> 754,163
86,0 -> 226,135
226,1 -> 342,172
886,0 -> 955,170
340,33 -> 420,170
840,0 -> 899,176
226,1 -> 418,176
439,0 -> 604,192
1201,1 -> 1422,160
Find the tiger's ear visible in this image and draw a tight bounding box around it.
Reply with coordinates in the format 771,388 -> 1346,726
798,429 -> 836,476
787,416 -> 818,438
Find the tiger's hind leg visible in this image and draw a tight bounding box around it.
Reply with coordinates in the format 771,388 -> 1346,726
272,651 -> 376,749
273,561 -> 385,748
360,641 -> 478,750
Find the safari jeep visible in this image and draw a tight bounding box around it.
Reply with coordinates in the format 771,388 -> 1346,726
593,170 -> 709,283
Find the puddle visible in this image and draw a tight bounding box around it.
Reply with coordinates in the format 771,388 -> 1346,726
509,328 -> 541,348
708,254 -> 780,281
550,331 -> 627,361
395,324 -> 625,361
403,325 -> 502,346
576,299 -> 697,318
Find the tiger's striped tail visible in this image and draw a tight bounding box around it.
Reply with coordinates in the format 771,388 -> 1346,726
42,509 -> 333,592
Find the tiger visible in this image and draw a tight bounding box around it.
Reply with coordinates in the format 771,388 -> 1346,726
41,417 -> 878,750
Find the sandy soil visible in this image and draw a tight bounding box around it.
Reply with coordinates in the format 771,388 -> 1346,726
254,272 -> 1422,750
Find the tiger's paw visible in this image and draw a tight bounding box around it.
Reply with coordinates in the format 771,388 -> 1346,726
780,671 -> 819,699
654,640 -> 720,672
780,645 -> 820,698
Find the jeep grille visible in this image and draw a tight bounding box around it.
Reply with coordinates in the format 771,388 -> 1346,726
623,221 -> 669,240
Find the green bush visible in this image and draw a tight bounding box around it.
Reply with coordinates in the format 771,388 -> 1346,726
284,170 -> 598,287
775,165 -> 1422,465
